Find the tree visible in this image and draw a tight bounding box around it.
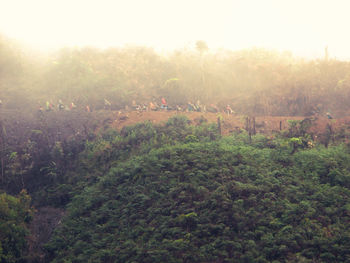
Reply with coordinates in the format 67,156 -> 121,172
195,40 -> 208,55
0,190 -> 33,263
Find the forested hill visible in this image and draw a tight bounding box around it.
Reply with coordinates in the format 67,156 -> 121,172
1,113 -> 350,262
38,117 -> 350,262
2,33 -> 350,262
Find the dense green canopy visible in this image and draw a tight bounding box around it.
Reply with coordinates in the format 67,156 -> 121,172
42,120 -> 350,262
0,190 -> 32,263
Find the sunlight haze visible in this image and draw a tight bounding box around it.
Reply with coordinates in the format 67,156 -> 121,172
1,0 -> 350,59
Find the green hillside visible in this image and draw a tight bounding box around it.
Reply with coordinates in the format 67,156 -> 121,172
2,5 -> 350,263
39,117 -> 350,263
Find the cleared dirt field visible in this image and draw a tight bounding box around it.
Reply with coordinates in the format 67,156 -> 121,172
111,110 -> 347,136
2,108 -> 349,141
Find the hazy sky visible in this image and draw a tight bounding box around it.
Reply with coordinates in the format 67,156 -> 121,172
1,0 -> 350,59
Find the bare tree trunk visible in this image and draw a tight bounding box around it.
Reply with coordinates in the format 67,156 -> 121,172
252,117 -> 256,135
217,117 -> 222,136
248,117 -> 252,143
324,123 -> 333,148
1,154 -> 4,185
21,174 -> 25,189
0,121 -> 5,185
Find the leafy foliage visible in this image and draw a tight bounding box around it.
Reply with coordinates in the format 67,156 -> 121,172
43,123 -> 350,262
0,190 -> 33,263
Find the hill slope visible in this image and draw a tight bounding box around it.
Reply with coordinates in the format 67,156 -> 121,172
45,124 -> 350,262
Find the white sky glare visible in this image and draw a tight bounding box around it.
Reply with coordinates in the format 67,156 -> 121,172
0,0 -> 350,59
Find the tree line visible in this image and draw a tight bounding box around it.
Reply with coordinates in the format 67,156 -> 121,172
1,35 -> 350,116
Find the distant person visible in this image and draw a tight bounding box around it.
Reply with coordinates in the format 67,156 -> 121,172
161,97 -> 168,110
0,99 -> 2,108
58,99 -> 65,110
136,104 -> 143,111
46,101 -> 50,111
195,100 -> 202,112
226,105 -> 233,115
131,100 -> 137,110
86,105 -> 91,112
104,98 -> 112,110
161,97 -> 167,105
149,101 -> 158,111
326,112 -> 333,119
70,102 -> 77,110
38,105 -> 44,114
46,101 -> 54,111
136,104 -> 146,111
154,101 -> 160,109
187,102 -> 195,112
